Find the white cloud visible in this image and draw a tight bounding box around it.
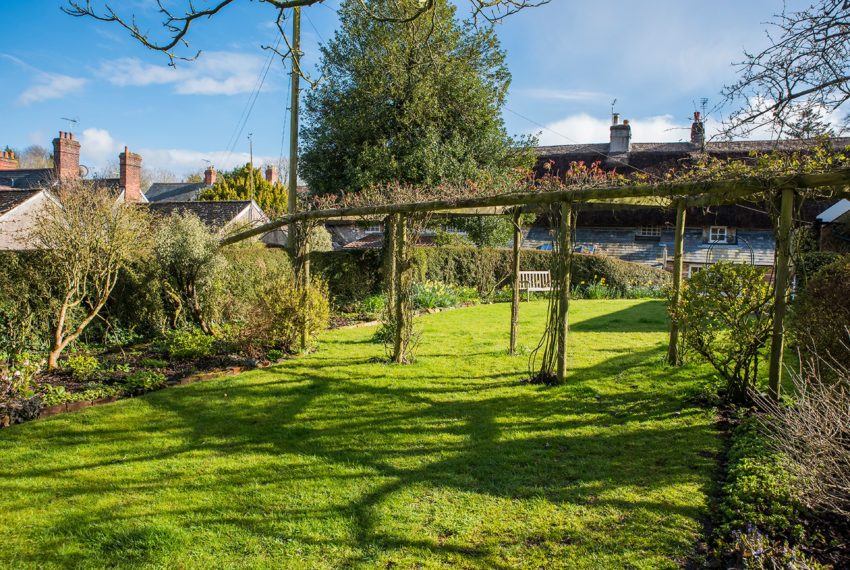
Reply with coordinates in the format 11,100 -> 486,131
96,51 -> 270,96
1,54 -> 87,105
75,127 -> 280,177
137,148 -> 279,175
534,113 -> 700,145
80,128 -> 121,162
532,104 -> 850,147
517,88 -> 609,102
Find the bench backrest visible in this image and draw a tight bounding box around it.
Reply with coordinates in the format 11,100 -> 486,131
519,270 -> 552,290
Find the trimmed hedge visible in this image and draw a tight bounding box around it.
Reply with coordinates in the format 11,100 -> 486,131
795,251 -> 843,292
311,246 -> 671,303
791,255 -> 850,368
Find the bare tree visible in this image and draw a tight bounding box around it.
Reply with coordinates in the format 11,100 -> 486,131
724,0 -> 850,136
34,182 -> 152,368
18,145 -> 52,169
63,0 -> 547,69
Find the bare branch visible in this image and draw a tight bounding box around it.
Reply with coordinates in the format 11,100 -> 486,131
724,0 -> 850,136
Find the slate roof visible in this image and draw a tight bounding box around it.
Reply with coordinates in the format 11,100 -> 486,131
524,226 -> 776,267
0,190 -> 41,216
145,182 -> 209,202
0,168 -> 53,190
534,137 -> 850,177
145,200 -> 254,230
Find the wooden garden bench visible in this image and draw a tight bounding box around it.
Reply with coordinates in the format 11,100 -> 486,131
519,270 -> 552,300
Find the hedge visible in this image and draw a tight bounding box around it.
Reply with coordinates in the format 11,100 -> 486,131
311,246 -> 671,303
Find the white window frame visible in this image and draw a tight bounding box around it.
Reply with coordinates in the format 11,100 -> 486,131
709,225 -> 728,244
688,264 -> 703,278
365,223 -> 383,234
636,226 -> 662,237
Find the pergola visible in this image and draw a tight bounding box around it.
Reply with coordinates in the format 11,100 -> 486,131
223,168 -> 850,399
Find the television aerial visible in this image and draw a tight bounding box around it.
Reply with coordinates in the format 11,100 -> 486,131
60,116 -> 79,131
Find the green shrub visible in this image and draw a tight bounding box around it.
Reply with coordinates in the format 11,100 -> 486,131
719,416 -> 802,540
40,384 -> 68,407
358,294 -> 386,316
235,278 -> 331,355
411,281 -> 479,309
122,370 -> 167,393
795,251 -> 843,292
311,249 -> 385,303
266,349 -> 283,362
791,256 -> 850,369
139,358 -> 168,369
673,262 -> 773,404
311,247 -> 670,303
715,414 -> 809,570
161,328 -> 215,360
67,355 -> 101,381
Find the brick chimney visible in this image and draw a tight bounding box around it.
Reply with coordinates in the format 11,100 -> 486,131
264,165 -> 278,185
0,149 -> 18,171
119,146 -> 143,203
204,165 -> 217,186
609,114 -> 631,154
690,111 -> 705,149
53,131 -> 81,181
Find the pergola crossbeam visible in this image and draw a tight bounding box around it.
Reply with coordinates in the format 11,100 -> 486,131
222,168 -> 850,246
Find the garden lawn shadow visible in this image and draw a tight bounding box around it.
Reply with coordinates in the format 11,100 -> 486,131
0,300 -> 720,569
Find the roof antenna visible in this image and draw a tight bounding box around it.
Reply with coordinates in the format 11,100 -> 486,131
610,98 -> 618,117
699,98 -> 709,118
60,116 -> 79,132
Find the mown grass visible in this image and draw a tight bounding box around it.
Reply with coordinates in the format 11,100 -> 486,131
0,300 -> 719,569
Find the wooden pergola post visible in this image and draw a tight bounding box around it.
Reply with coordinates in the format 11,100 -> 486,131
298,222 -> 312,351
666,201 -> 687,366
509,208 -> 522,355
392,215 -> 408,363
768,187 -> 795,400
384,214 -> 398,311
556,201 -> 573,383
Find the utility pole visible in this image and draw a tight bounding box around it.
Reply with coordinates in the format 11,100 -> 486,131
248,133 -> 254,202
287,6 -> 301,249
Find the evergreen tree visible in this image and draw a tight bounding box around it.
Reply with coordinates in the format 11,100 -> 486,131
200,164 -> 288,218
300,0 -> 533,197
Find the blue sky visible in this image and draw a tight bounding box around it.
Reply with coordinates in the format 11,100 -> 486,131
1,0 -> 807,178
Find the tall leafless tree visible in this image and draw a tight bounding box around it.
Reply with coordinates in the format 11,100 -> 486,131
724,0 -> 850,136
63,0 -> 547,70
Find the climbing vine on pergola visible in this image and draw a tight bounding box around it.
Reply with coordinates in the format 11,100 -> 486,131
224,166 -> 850,400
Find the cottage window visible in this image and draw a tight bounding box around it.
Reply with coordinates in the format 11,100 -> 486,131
636,226 -> 661,237
365,223 -> 383,234
688,264 -> 703,277
709,226 -> 728,243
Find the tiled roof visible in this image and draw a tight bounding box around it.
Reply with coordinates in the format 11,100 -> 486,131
145,182 -> 209,202
0,168 -> 52,189
0,190 -> 41,215
535,137 -> 850,158
145,200 -> 253,230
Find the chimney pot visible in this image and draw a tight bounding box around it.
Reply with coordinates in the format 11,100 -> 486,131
609,119 -> 631,154
120,147 -> 143,203
204,165 -> 217,186
53,131 -> 81,180
691,112 -> 706,148
264,164 -> 278,185
612,113 -> 620,126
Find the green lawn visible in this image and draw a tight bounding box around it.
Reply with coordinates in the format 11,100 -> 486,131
0,300 -> 720,569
